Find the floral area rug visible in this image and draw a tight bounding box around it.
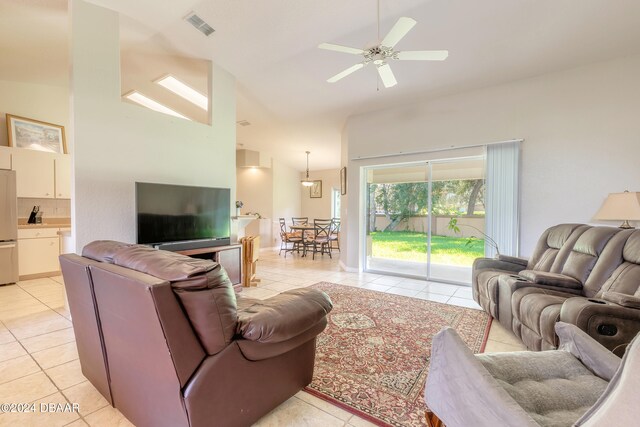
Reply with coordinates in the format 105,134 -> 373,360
305,282 -> 491,427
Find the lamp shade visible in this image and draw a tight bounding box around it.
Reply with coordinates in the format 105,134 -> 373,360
594,191 -> 640,221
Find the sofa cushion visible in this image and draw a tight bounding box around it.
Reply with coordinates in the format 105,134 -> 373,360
170,264 -> 238,355
561,227 -> 620,285
111,245 -> 238,356
478,350 -> 608,427
512,287 -> 574,350
527,224 -> 587,272
519,294 -> 565,337
112,245 -> 216,280
82,240 -> 133,263
622,230 -> 640,265
601,262 -> 640,295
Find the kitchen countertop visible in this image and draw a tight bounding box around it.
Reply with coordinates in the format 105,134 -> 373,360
18,223 -> 71,229
18,218 -> 71,229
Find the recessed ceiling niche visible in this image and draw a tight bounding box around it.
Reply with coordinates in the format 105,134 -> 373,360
119,16 -> 211,125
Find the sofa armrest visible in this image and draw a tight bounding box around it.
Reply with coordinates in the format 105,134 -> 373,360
560,297 -> 640,356
473,257 -> 526,274
601,292 -> 640,309
555,322 -> 621,381
496,254 -> 529,267
425,327 -> 539,427
518,270 -> 582,290
574,330 -> 640,427
237,288 -> 332,343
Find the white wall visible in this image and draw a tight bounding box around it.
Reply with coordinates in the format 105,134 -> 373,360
273,159 -> 302,238
71,0 -> 236,250
236,159 -> 302,248
300,168 -> 340,220
0,80 -> 68,148
236,166 -> 273,248
343,54 -> 640,270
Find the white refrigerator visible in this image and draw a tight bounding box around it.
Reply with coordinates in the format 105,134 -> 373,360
0,170 -> 18,285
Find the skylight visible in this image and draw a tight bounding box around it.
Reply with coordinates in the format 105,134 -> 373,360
124,91 -> 191,120
155,75 -> 208,111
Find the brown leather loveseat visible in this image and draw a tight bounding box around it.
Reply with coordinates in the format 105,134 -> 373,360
60,241 -> 333,427
473,224 -> 640,355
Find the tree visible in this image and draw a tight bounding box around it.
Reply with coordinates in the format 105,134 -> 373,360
466,180 -> 483,215
368,178 -> 485,232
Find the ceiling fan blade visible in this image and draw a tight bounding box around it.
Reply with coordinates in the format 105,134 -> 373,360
327,63 -> 365,83
318,43 -> 364,55
377,63 -> 397,88
381,17 -> 417,48
396,50 -> 449,61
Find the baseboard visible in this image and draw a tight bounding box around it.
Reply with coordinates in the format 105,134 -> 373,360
19,271 -> 61,281
339,260 -> 358,273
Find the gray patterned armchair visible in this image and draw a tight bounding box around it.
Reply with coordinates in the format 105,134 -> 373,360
424,322 -> 639,427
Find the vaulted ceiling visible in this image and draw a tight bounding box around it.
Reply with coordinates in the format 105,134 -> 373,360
2,0 -> 640,170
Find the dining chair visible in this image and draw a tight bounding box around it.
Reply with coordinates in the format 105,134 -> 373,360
304,219 -> 333,260
291,217 -> 310,239
329,218 -> 341,253
278,218 -> 302,258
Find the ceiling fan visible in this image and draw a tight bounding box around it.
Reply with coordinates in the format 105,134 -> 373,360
319,16 -> 448,88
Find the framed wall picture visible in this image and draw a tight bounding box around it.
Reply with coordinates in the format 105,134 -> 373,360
6,114 -> 67,154
340,167 -> 347,195
310,180 -> 322,198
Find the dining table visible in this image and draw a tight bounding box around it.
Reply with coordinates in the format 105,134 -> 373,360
288,223 -> 316,257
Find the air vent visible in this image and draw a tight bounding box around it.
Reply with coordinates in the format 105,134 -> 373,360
236,120 -> 251,127
184,12 -> 215,36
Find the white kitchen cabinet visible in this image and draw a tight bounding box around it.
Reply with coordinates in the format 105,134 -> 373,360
59,228 -> 73,254
11,149 -> 55,198
0,146 -> 11,169
10,148 -> 71,199
54,155 -> 71,199
18,231 -> 60,276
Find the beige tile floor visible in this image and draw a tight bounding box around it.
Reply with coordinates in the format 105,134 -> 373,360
0,249 -> 525,427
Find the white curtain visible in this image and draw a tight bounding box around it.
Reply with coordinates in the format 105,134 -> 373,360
485,141 -> 521,257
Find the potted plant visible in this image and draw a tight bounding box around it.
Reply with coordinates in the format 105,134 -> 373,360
448,217 -> 500,256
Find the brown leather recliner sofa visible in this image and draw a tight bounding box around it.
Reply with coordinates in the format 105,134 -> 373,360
473,224 -> 640,355
60,241 -> 333,427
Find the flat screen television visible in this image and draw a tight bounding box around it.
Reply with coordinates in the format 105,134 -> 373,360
135,182 -> 231,250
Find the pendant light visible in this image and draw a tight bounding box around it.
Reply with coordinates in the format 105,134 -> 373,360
301,151 -> 314,187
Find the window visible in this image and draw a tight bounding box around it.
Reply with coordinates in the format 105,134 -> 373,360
332,188 -> 341,218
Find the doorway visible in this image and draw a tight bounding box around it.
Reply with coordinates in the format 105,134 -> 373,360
363,157 -> 486,285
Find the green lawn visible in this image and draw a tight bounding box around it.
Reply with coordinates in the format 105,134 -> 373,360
370,231 -> 484,266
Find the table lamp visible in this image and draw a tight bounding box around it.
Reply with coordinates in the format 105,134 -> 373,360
593,191 -> 640,229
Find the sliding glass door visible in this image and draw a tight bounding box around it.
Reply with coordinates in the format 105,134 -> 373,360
363,157 -> 486,285
365,164 -> 430,278
428,159 -> 486,283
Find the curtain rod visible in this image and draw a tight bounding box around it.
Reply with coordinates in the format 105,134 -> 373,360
350,139 -> 524,161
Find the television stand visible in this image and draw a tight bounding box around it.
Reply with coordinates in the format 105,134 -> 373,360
176,244 -> 243,293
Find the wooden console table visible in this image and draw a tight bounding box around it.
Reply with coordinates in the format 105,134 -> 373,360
176,244 -> 243,292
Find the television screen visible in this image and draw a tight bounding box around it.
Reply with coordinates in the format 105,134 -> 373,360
136,182 -> 230,245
